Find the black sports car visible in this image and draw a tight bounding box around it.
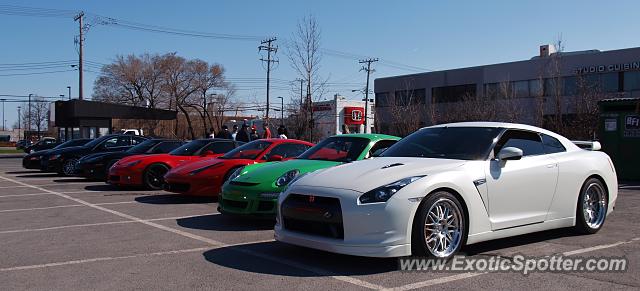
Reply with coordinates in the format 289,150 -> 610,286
77,138 -> 184,180
41,134 -> 148,176
23,137 -> 58,153
22,138 -> 92,170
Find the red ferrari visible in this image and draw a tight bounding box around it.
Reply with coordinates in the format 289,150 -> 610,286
163,139 -> 313,196
107,138 -> 243,189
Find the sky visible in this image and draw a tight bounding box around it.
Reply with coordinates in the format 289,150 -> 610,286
1,0 -> 639,129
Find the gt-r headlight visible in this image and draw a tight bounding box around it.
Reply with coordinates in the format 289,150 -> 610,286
359,176 -> 425,204
275,169 -> 300,187
227,166 -> 245,181
125,160 -> 142,168
189,162 -> 223,176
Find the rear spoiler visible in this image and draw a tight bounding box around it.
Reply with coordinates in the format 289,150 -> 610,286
572,141 -> 602,151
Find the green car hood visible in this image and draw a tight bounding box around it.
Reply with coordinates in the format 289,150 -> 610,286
232,159 -> 342,188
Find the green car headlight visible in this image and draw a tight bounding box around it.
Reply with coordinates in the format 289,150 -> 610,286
275,169 -> 300,187
227,166 -> 246,181
359,176 -> 425,204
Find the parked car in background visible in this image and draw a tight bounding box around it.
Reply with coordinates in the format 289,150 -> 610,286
23,137 -> 58,153
274,122 -> 618,259
77,138 -> 184,180
108,138 -> 243,189
163,139 -> 314,197
41,135 -> 148,176
118,129 -> 144,136
22,138 -> 92,170
219,134 -> 399,218
16,140 -> 32,150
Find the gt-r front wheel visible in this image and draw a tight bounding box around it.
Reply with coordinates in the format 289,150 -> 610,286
574,178 -> 608,234
412,191 -> 466,259
143,164 -> 169,190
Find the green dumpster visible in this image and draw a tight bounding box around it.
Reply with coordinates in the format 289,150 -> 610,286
599,98 -> 640,181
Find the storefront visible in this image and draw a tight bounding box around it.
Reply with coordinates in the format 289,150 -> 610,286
599,98 -> 640,180
312,94 -> 374,140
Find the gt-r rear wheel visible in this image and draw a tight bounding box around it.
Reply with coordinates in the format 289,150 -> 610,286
412,191 -> 466,259
574,178 -> 608,234
143,164 -> 169,190
61,159 -> 79,176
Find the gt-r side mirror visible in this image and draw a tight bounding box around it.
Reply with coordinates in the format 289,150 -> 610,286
497,147 -> 523,161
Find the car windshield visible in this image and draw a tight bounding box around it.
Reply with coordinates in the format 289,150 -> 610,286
83,135 -> 113,148
53,139 -> 89,149
169,140 -> 209,156
381,127 -> 502,160
221,140 -> 271,160
298,137 -> 369,162
126,140 -> 157,154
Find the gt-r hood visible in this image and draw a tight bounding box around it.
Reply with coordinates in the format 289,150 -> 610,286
293,157 -> 466,192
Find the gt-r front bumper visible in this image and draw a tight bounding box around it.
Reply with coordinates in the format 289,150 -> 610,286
274,185 -> 418,257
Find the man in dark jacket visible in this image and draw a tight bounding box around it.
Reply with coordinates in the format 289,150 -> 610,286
217,125 -> 233,139
236,124 -> 251,142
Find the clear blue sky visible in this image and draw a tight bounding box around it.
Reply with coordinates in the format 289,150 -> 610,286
1,0 -> 639,129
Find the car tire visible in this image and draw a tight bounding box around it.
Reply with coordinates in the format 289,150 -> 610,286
143,164 -> 169,190
574,178 -> 608,234
61,158 -> 79,176
412,191 -> 467,259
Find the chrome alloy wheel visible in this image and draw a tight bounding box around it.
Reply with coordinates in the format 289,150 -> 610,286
424,198 -> 463,258
583,182 -> 606,229
63,159 -> 79,176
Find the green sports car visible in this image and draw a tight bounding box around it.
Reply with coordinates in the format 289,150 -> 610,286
218,133 -> 401,218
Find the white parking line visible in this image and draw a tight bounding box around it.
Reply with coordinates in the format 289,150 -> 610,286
0,213 -> 218,234
0,193 -> 55,198
562,237 -> 640,256
0,174 -> 383,290
0,204 -> 84,213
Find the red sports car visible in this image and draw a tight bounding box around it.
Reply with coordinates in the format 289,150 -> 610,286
163,139 -> 314,196
108,138 -> 243,189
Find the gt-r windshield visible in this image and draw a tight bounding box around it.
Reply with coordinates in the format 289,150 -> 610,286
381,127 -> 502,160
126,140 -> 157,154
298,137 -> 369,162
221,140 -> 271,160
169,140 -> 209,156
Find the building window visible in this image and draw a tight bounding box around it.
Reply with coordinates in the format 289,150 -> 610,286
513,81 -> 529,98
601,73 -> 619,93
375,92 -> 389,107
624,71 -> 640,91
485,83 -> 498,99
529,79 -> 543,97
563,76 -> 577,96
544,78 -> 563,96
432,84 -> 476,103
394,89 -> 426,105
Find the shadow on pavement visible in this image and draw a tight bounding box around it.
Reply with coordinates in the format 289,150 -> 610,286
202,241 -> 397,276
462,227 -> 579,255
177,214 -> 273,231
52,178 -> 94,183
135,194 -> 216,204
15,173 -> 60,178
6,170 -> 41,174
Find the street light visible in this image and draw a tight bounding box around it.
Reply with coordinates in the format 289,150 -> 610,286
67,86 -> 71,100
17,106 -> 21,141
60,94 -> 65,100
277,96 -> 284,126
0,98 -> 5,131
28,93 -> 33,139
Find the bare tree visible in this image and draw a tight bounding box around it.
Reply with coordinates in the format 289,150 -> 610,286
192,60 -> 225,137
287,15 -> 324,141
30,97 -> 49,138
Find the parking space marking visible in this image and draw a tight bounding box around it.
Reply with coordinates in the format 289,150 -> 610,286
0,204 -> 84,213
0,213 -> 219,234
0,174 -> 386,290
0,193 -> 55,198
562,237 -> 640,256
0,247 -> 212,272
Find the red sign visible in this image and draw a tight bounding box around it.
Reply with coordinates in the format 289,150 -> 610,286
344,107 -> 365,125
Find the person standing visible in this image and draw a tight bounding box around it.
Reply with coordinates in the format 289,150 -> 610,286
231,124 -> 239,140
262,122 -> 272,139
217,125 -> 233,139
277,125 -> 288,139
236,124 -> 250,142
249,126 -> 260,141
208,128 -> 215,139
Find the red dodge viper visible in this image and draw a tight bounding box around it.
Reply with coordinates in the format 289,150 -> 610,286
163,139 -> 314,196
107,138 -> 243,189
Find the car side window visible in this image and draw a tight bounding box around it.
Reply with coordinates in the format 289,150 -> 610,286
102,137 -> 119,148
203,141 -> 235,154
367,140 -> 397,158
132,136 -> 146,145
541,134 -> 566,154
152,141 -> 183,154
494,130 -> 544,157
263,144 -> 311,159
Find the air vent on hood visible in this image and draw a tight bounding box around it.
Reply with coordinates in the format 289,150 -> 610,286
381,163 -> 404,169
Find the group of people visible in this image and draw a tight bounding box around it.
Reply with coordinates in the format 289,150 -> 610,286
209,122 -> 289,141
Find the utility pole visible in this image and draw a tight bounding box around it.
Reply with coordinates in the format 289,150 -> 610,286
17,106 -> 21,141
28,93 -> 32,139
259,37 -> 278,122
0,99 -> 5,131
74,12 -> 85,100
277,96 -> 284,126
359,58 -> 378,133
67,86 -> 71,100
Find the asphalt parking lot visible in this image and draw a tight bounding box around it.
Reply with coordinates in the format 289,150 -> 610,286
0,157 -> 638,290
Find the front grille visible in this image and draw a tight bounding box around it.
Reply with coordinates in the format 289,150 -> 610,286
257,201 -> 274,211
229,181 -> 260,187
109,175 -> 120,182
223,199 -> 248,210
281,194 -> 343,239
165,182 -> 190,192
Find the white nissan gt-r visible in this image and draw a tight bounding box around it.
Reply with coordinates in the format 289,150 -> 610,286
274,122 -> 617,258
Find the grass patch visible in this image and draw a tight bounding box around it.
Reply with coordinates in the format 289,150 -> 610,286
0,149 -> 25,154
